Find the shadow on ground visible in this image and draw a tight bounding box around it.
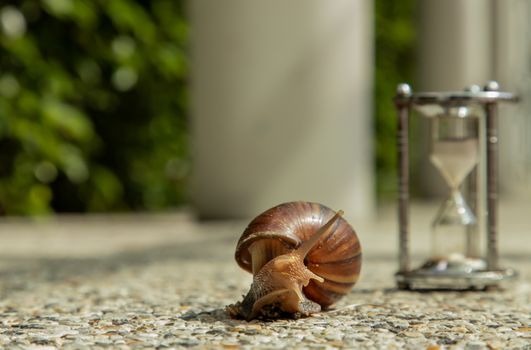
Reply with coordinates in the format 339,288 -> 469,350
0,234 -> 235,296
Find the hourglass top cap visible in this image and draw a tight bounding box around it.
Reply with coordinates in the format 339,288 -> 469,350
394,82 -> 518,106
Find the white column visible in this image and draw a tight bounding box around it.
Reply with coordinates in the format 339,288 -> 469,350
418,0 -> 492,91
417,0 -> 492,196
190,0 -> 374,219
493,0 -> 531,197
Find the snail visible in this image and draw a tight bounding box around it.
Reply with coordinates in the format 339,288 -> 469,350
229,201 -> 362,320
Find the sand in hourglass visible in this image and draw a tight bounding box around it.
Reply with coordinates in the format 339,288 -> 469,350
430,138 -> 480,261
430,138 -> 479,189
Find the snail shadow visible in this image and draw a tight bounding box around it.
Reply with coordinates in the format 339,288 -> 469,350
179,306 -> 316,325
179,307 -> 238,324
179,307 -> 273,325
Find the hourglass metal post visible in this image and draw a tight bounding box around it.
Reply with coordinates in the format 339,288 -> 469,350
395,84 -> 412,275
485,81 -> 500,271
393,82 -> 518,290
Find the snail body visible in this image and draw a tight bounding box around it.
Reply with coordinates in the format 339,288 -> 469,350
232,201 -> 362,320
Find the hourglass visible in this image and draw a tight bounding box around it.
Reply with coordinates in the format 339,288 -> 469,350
394,82 -> 517,290
427,108 -> 483,274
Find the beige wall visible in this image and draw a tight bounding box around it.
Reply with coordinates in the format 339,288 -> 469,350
190,1 -> 374,219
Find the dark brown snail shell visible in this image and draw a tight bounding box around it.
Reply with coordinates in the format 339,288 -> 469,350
233,201 -> 362,319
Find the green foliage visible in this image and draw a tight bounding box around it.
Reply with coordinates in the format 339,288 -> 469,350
0,0 -> 188,215
374,0 -> 417,200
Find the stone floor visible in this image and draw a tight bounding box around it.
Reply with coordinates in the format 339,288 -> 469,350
0,201 -> 529,349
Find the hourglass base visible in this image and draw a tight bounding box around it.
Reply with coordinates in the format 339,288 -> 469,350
396,257 -> 517,290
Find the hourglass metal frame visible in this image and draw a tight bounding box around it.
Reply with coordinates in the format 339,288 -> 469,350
393,81 -> 518,290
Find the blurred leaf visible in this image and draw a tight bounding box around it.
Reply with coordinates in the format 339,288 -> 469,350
155,44 -> 187,78
42,0 -> 74,17
27,184 -> 53,214
42,98 -> 95,142
103,0 -> 156,44
42,0 -> 97,28
59,144 -> 88,183
85,166 -> 123,210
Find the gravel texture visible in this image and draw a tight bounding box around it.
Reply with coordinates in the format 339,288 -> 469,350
0,203 -> 530,349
